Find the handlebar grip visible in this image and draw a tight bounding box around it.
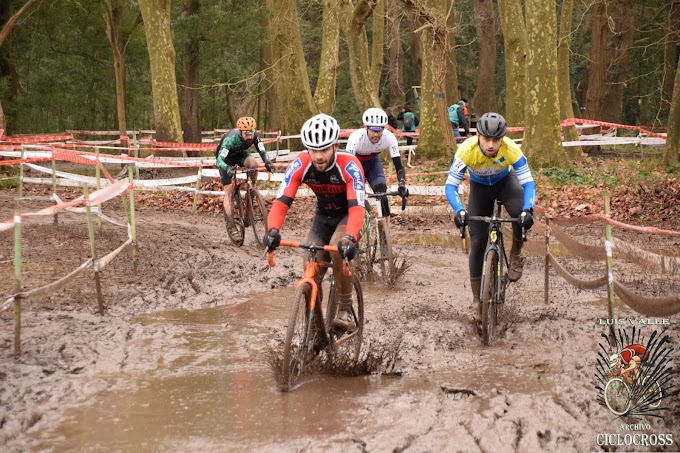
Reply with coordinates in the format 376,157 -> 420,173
401,194 -> 407,211
459,226 -> 466,238
267,250 -> 276,267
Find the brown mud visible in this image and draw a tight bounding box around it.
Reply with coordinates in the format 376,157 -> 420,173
1,189 -> 680,452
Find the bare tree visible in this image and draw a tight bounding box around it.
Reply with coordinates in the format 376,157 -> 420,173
386,0 -> 406,108
522,0 -> 563,167
557,0 -> 579,150
180,0 -> 201,143
602,0 -> 636,124
472,0 -> 497,115
584,0 -> 608,121
444,0 -> 459,106
497,0 -> 525,126
339,0 -> 382,112
103,0 -> 142,138
138,0 -> 183,143
265,0 -> 315,135
314,0 -> 341,113
401,0 -> 456,157
664,59 -> 680,165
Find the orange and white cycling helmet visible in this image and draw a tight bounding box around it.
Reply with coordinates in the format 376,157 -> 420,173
236,116 -> 257,131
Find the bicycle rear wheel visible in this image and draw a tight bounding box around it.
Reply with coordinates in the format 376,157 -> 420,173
281,282 -> 323,391
248,187 -> 268,248
325,274 -> 364,360
377,218 -> 395,284
225,187 -> 245,246
480,248 -> 500,345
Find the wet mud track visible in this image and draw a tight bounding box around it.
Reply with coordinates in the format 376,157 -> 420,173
1,203 -> 680,452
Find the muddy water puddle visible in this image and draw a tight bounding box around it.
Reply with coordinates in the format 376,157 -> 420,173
23,285 -> 554,452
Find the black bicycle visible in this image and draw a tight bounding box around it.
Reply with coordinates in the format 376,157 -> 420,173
224,166 -> 268,248
357,191 -> 407,283
459,200 -> 525,345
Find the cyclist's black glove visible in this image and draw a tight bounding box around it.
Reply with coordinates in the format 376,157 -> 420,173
454,209 -> 468,229
225,165 -> 236,179
398,180 -> 409,198
263,228 -> 281,251
519,208 -> 534,230
264,161 -> 274,173
338,235 -> 357,261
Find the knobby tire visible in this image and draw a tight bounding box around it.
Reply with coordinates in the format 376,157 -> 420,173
326,274 -> 364,360
248,187 -> 268,248
481,248 -> 499,345
226,187 -> 245,246
377,218 -> 395,284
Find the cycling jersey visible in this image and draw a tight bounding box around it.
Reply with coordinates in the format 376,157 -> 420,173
345,128 -> 400,162
268,152 -> 366,239
344,128 -> 406,189
445,136 -> 536,213
215,129 -> 270,170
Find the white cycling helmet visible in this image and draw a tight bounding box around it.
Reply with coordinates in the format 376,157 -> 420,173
362,108 -> 388,129
300,113 -> 340,151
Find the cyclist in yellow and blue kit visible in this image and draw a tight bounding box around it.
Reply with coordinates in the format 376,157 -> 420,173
444,112 -> 536,317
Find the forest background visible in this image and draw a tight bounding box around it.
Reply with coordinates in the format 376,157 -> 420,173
0,0 -> 679,168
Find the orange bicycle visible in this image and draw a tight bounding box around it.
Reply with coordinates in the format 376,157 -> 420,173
268,240 -> 364,391
224,166 -> 268,248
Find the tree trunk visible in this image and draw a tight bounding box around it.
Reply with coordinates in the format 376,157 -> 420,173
339,0 -> 381,112
370,0 -> 385,93
602,0 -> 635,124
265,0 -> 315,135
472,0 -> 497,115
386,0 -> 406,108
405,9 -> 422,93
445,0 -> 459,107
663,1 -> 680,108
138,0 -> 183,143
497,0 -> 525,127
401,0 -> 456,158
103,0 -> 128,137
522,0 -> 563,167
584,0 -> 608,121
664,58 -> 680,166
314,0 -> 341,113
556,0 -> 579,151
181,0 -> 201,143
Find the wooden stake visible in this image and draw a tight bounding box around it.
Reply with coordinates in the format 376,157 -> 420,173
13,213 -> 22,356
83,184 -> 105,315
128,166 -> 138,274
603,191 -> 616,341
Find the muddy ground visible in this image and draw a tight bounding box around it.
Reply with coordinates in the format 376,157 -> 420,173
1,185 -> 680,452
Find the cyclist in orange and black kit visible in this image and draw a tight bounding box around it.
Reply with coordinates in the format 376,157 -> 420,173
216,116 -> 274,241
263,114 -> 366,332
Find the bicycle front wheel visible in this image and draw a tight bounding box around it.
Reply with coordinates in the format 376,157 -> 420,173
281,283 -> 318,391
326,274 -> 364,361
248,187 -> 268,248
377,218 -> 395,284
226,187 -> 245,246
604,378 -> 632,415
480,248 -> 500,345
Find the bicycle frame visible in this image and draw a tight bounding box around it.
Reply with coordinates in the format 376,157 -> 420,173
363,191 -> 407,282
268,239 -> 361,391
466,200 -> 520,345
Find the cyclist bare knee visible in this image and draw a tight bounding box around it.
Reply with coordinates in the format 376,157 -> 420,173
444,112 -> 536,317
263,114 -> 366,332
